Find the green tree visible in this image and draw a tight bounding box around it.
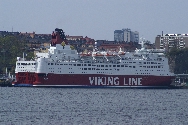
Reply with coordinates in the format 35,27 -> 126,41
0,35 -> 34,74
167,48 -> 188,74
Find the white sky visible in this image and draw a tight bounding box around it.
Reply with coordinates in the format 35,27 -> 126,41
1,0 -> 188,42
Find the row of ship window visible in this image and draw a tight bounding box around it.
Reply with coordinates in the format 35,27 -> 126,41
48,71 -> 164,75
48,66 -> 162,70
47,61 -> 160,66
16,61 -> 162,66
49,65 -> 162,69
49,66 -> 134,71
53,66 -> 136,70
47,63 -> 161,68
17,67 -> 35,69
49,68 -> 163,73
140,66 -> 162,68
17,65 -> 161,69
17,63 -> 36,65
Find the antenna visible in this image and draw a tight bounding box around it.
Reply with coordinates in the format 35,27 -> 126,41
139,37 -> 145,48
23,52 -> 24,61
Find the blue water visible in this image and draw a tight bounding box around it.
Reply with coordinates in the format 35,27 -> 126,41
0,87 -> 188,125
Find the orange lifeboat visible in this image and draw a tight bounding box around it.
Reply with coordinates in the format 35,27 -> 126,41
80,52 -> 92,57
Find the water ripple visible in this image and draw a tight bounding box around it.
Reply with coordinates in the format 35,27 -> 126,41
0,88 -> 188,125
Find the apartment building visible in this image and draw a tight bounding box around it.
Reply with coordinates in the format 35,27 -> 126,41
155,33 -> 188,51
114,28 -> 139,43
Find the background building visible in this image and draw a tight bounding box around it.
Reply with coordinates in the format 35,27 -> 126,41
114,28 -> 139,43
114,30 -> 124,42
155,33 -> 188,51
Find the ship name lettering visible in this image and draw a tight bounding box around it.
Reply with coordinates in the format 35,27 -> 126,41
124,78 -> 142,86
124,78 -> 128,85
89,77 -> 119,86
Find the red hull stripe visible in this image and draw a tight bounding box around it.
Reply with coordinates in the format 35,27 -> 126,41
14,73 -> 175,87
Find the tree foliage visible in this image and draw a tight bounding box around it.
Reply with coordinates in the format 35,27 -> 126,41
167,48 -> 188,74
0,36 -> 34,74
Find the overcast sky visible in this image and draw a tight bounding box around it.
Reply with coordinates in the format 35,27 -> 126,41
1,0 -> 188,42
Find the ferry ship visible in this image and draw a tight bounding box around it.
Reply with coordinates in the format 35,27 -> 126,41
12,28 -> 175,88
